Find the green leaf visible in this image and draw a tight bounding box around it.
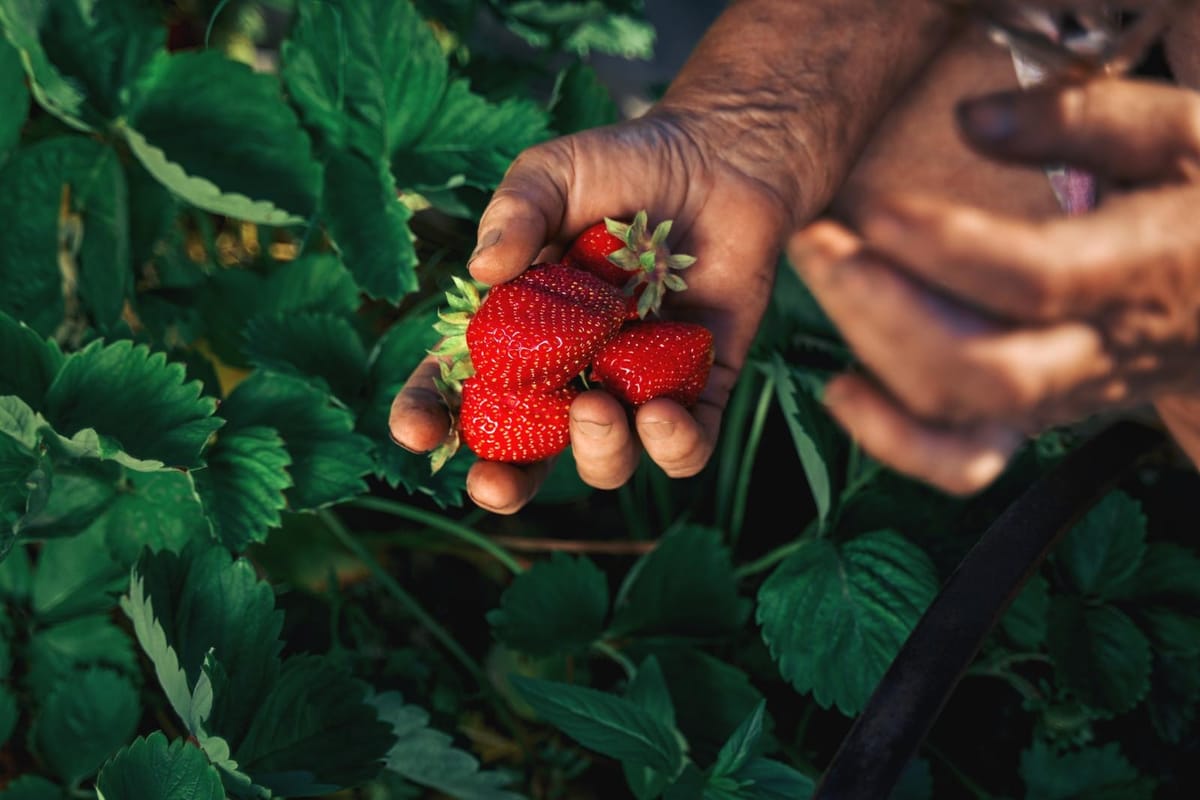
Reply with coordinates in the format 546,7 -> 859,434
711,700 -> 767,779
281,0 -> 447,161
219,371 -> 373,509
549,60 -> 619,135
0,313 -> 62,410
1047,596 -> 1151,715
95,731 -> 225,800
30,525 -> 125,622
26,614 -> 140,702
320,149 -> 419,302
18,459 -> 120,540
0,0 -> 162,130
125,544 -> 284,750
94,469 -> 212,567
1000,574 -> 1050,650
373,691 -> 525,800
0,136 -> 131,336
123,50 -> 321,225
1147,651 -> 1200,744
1020,740 -> 1152,800
393,78 -> 551,191
0,542 -> 31,600
623,657 -> 682,800
488,552 -> 609,657
498,2 -> 656,60
1054,491 -> 1146,598
0,776 -> 65,800
44,339 -> 221,468
609,524 -> 748,639
242,311 -> 370,407
648,648 -> 769,767
32,667 -> 141,784
764,355 -> 835,530
198,254 -> 361,369
0,36 -> 29,162
0,430 -> 46,553
193,425 -> 293,552
234,655 -> 395,794
1109,543 -> 1200,654
757,530 -> 940,716
731,758 -> 815,800
511,675 -> 686,774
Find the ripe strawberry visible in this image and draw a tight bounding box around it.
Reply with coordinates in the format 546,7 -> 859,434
589,320 -> 714,408
563,221 -> 631,288
458,378 -> 579,464
564,211 -> 697,320
462,262 -> 626,392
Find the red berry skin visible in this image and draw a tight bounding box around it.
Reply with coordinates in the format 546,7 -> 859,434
564,222 -> 642,319
590,321 -> 714,408
564,222 -> 629,286
467,262 -> 626,392
459,378 -> 579,464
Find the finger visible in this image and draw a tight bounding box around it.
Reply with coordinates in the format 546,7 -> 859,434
857,186 -> 1200,322
789,221 -> 1113,424
569,390 -> 641,490
823,373 -> 1024,496
388,355 -> 451,453
469,145 -> 571,286
466,459 -> 553,515
636,394 -> 720,479
956,78 -> 1200,184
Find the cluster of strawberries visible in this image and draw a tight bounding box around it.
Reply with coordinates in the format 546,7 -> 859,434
429,212 -> 714,470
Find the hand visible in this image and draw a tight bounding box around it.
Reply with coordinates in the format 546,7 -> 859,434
389,111 -> 789,513
790,76 -> 1200,495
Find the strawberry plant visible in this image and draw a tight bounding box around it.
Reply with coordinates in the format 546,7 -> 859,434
0,2 -> 1198,800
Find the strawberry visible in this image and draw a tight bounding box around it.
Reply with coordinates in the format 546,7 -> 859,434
460,262 -> 626,392
458,378 -> 579,464
563,221 -> 634,289
589,320 -> 714,408
564,211 -> 697,320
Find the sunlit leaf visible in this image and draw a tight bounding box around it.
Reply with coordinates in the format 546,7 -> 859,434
123,50 -> 321,225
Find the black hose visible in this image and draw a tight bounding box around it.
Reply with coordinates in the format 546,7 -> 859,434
812,419 -> 1169,799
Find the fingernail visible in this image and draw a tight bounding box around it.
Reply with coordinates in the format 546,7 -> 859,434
639,420 -> 675,440
573,418 -> 612,440
469,229 -> 501,263
957,95 -> 1017,143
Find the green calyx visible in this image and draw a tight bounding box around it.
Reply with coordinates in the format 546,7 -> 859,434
427,275 -> 484,473
603,209 -> 697,318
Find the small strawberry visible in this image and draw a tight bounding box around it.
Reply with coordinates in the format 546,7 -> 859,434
564,211 -> 697,320
458,378 -> 579,464
589,320 -> 714,408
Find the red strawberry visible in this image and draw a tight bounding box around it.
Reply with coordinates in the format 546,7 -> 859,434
459,378 -> 579,464
564,212 -> 697,320
590,320 -> 714,408
563,221 -> 631,287
464,262 -> 626,392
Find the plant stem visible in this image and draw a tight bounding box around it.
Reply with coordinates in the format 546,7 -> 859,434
729,372 -> 776,546
318,508 -> 485,681
924,742 -> 994,800
591,641 -> 637,681
490,535 -> 657,556
733,518 -> 818,581
716,368 -> 757,531
347,496 -> 524,575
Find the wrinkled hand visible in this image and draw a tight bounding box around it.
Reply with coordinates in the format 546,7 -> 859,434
389,112 -> 789,513
790,77 -> 1200,495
